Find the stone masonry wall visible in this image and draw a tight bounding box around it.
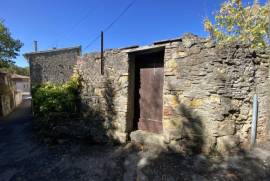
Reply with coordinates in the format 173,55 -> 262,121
78,34 -> 269,153
163,35 -> 270,153
0,72 -> 18,117
25,47 -> 81,86
77,50 -> 129,143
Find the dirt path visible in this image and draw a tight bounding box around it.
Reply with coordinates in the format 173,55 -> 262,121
1,100 -> 270,181
0,100 -> 124,181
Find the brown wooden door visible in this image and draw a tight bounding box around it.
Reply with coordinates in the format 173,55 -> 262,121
136,53 -> 164,134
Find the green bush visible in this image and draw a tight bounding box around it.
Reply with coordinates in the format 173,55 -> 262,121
32,72 -> 80,116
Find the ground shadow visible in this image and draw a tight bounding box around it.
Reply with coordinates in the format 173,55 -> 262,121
76,77 -> 118,143
177,103 -> 204,154
131,144 -> 270,181
130,98 -> 270,180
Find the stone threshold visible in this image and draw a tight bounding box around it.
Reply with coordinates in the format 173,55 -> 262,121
130,130 -> 166,147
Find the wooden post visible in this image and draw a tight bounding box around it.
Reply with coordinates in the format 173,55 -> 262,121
101,31 -> 104,75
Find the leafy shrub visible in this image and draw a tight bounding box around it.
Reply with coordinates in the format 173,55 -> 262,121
32,72 -> 80,116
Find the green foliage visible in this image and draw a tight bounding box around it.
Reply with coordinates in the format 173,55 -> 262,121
204,0 -> 269,48
32,72 -> 80,116
0,20 -> 23,65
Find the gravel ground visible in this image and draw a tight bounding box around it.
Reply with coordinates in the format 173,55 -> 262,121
1,100 -> 270,181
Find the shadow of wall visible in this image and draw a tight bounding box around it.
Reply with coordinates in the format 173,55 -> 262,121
79,77 -> 118,143
163,39 -> 270,155
177,103 -> 204,154
134,143 -> 270,181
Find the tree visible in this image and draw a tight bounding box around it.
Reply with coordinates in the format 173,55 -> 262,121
0,20 -> 23,67
0,64 -> 29,76
204,0 -> 269,48
17,66 -> 30,76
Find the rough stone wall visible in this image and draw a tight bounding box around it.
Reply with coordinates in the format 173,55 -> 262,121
0,95 -> 13,117
162,35 -> 270,153
0,72 -> 16,117
77,50 -> 130,143
25,47 -> 81,86
78,34 -> 269,153
14,91 -> 22,107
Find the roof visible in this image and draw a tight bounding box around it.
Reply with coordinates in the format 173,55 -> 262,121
23,46 -> 81,59
153,37 -> 182,45
119,37 -> 182,51
123,44 -> 166,54
11,74 -> 30,80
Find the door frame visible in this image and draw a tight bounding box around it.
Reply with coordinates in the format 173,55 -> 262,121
127,47 -> 165,134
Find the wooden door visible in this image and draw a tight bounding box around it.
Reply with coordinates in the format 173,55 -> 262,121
135,53 -> 164,134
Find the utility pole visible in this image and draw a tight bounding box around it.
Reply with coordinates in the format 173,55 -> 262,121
33,40 -> 38,52
101,31 -> 104,75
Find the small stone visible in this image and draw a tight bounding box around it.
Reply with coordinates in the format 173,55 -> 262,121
165,59 -> 178,72
189,98 -> 203,108
216,135 -> 240,153
202,136 -> 217,154
130,130 -> 165,147
189,46 -> 201,55
182,33 -> 198,48
163,94 -> 180,109
178,51 -> 188,58
168,140 -> 183,152
204,40 -> 215,48
242,124 -> 251,132
209,95 -> 221,104
217,120 -> 235,136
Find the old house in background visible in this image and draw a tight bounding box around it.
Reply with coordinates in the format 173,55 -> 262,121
25,34 -> 270,154
11,74 -> 30,99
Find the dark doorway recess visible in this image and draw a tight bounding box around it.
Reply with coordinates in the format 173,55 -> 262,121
131,48 -> 164,134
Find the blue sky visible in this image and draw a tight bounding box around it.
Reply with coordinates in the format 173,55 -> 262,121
0,0 -> 267,67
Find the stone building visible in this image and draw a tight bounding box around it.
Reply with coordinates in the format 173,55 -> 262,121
78,34 -> 270,153
24,46 -> 81,86
12,74 -> 30,94
0,71 -> 23,117
26,34 -> 270,153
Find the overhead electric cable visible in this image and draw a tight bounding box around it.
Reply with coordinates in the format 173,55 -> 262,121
54,4 -> 99,47
83,0 -> 137,51
103,0 -> 137,33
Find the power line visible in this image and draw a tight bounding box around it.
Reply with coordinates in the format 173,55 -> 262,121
83,0 -> 137,51
83,33 -> 101,50
103,0 -> 137,33
54,4 -> 99,47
